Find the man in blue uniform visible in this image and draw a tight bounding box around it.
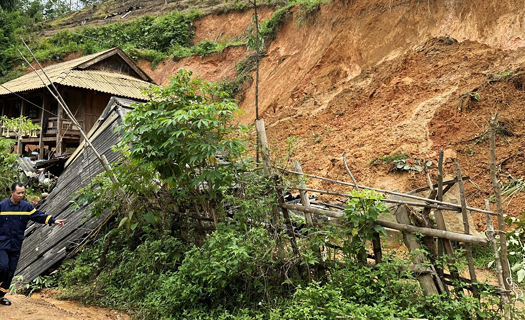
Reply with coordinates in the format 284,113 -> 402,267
0,182 -> 65,306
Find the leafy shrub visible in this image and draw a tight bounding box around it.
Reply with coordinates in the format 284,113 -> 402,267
142,225 -> 282,319
0,137 -> 16,198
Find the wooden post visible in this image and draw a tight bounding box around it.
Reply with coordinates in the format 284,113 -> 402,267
38,93 -> 46,160
435,150 -> 461,293
16,99 -> 26,155
275,175 -> 302,280
485,199 -> 511,319
56,93 -> 62,156
293,160 -> 313,225
419,167 -> 439,260
391,195 -> 439,295
257,119 -> 280,225
455,161 -> 479,299
489,115 -> 512,292
255,119 -> 270,175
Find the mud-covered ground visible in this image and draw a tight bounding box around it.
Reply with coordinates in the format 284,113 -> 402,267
2,290 -> 130,320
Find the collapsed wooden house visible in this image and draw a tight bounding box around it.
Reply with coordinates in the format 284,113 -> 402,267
15,97 -> 135,282
0,48 -> 155,159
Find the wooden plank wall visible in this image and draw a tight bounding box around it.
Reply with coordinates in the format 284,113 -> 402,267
15,99 -> 133,282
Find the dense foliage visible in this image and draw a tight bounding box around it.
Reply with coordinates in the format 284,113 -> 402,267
0,136 -> 16,198
0,116 -> 40,198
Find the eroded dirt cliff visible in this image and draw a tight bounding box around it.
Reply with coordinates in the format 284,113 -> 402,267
142,0 -> 525,230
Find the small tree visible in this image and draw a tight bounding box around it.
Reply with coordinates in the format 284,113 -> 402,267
120,69 -> 249,224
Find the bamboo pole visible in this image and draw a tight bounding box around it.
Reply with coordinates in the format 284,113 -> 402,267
277,168 -> 498,216
279,203 -> 489,245
485,199 -> 511,319
455,161 -> 479,299
255,119 -> 270,175
391,195 -> 439,295
286,187 -> 460,211
435,149 -> 461,295
489,115 -> 512,292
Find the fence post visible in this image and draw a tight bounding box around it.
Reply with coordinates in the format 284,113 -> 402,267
391,195 -> 439,295
256,119 -> 270,175
455,161 -> 479,299
489,115 -> 512,292
293,160 -> 313,225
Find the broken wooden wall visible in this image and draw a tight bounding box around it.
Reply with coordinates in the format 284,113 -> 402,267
15,97 -> 136,282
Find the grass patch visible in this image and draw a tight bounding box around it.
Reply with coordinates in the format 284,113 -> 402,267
218,52 -> 258,99
372,150 -> 410,164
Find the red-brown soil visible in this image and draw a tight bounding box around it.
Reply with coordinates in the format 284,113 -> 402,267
141,0 -> 525,232
193,6 -> 275,43
138,45 -> 249,87
2,290 -> 130,320
225,0 -> 525,232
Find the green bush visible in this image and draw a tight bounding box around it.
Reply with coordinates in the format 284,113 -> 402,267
142,225 -> 281,319
0,137 -> 16,198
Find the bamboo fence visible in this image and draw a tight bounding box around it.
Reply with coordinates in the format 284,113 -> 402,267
254,116 -> 514,315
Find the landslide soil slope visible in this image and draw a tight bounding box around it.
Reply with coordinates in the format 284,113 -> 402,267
36,0 -> 525,231
228,0 -> 525,230
136,0 -> 525,231
155,0 -> 525,230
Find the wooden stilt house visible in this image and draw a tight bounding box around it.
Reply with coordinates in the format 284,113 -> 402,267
0,48 -> 155,159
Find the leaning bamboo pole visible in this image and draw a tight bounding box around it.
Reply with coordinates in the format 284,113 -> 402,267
485,199 -> 511,319
277,168 -> 499,216
455,161 -> 479,299
279,203 -> 489,245
489,115 -> 512,292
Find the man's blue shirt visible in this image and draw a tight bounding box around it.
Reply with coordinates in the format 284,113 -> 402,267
0,198 -> 55,251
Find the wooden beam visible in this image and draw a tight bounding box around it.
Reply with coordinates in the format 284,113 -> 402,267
407,176 -> 469,194
391,196 -> 439,295
277,167 -> 499,216
279,203 -> 489,245
38,92 -> 46,159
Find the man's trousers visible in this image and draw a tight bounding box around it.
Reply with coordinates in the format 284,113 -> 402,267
0,250 -> 20,297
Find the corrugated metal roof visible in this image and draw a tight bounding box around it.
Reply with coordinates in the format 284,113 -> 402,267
0,48 -> 156,100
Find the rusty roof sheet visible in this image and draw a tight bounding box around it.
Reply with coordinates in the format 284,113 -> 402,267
0,48 -> 155,100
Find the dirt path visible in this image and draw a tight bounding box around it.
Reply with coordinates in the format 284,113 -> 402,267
1,292 -> 130,320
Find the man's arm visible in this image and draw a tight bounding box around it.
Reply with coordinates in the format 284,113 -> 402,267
27,203 -> 65,226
